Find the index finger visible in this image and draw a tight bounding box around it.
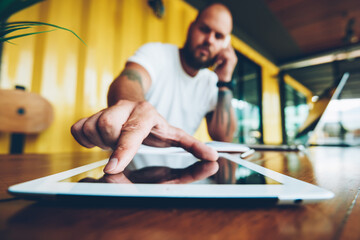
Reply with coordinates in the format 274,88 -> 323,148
103,105 -> 157,174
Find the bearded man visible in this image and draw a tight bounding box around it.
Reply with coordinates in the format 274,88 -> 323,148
71,3 -> 238,174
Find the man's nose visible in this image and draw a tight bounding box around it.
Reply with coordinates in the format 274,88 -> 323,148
204,32 -> 216,45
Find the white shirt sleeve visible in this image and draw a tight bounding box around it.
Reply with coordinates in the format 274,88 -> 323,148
127,42 -> 165,84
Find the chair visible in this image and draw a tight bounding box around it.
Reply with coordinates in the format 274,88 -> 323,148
0,88 -> 53,153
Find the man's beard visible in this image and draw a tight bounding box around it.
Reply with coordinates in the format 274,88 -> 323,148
182,41 -> 216,70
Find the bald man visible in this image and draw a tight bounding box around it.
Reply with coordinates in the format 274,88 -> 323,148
71,3 -> 238,174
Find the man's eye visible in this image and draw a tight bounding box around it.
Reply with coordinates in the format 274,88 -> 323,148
215,33 -> 224,39
200,26 -> 210,33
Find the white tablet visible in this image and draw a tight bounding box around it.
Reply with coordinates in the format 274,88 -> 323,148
8,153 -> 334,206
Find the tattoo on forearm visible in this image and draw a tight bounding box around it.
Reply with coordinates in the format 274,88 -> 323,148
120,69 -> 144,92
215,90 -> 233,136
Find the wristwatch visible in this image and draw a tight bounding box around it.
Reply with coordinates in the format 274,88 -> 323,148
216,81 -> 234,90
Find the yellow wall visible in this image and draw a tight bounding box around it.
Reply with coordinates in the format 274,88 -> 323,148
0,0 -> 310,153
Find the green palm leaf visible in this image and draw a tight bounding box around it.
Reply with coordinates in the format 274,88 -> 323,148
0,26 -> 31,36
0,29 -> 56,42
0,21 -> 86,45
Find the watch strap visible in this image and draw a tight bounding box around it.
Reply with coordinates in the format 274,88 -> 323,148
216,81 -> 233,90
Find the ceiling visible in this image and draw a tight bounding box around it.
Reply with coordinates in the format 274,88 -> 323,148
184,0 -> 360,99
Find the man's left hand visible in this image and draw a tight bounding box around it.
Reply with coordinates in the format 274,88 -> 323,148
214,45 -> 238,82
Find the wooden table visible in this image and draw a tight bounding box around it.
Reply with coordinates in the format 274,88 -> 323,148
0,147 -> 359,240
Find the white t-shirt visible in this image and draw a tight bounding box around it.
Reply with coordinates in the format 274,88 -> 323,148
128,42 -> 219,135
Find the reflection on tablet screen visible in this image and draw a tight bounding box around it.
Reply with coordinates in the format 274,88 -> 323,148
61,154 -> 281,185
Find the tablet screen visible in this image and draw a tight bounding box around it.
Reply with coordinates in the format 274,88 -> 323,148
61,154 -> 281,185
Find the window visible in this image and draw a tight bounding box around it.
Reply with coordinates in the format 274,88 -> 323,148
282,83 -> 309,144
231,51 -> 263,144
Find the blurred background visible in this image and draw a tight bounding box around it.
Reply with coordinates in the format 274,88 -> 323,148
1,0 -> 359,154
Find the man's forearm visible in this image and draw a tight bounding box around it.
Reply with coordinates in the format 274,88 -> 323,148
207,88 -> 237,142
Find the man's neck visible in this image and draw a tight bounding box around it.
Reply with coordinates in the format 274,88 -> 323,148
179,48 -> 199,77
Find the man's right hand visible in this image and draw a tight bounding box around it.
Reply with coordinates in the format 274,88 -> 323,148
71,100 -> 218,174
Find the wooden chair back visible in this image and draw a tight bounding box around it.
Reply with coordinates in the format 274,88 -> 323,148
0,89 -> 53,134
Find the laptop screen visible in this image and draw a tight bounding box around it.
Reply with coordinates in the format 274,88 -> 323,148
294,72 -> 349,144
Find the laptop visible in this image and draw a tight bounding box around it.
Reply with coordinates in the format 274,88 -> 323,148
248,72 -> 350,151
8,152 -> 334,206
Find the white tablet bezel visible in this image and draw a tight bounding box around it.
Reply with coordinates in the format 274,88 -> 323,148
8,153 -> 334,205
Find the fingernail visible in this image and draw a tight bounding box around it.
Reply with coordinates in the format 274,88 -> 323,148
104,158 -> 118,173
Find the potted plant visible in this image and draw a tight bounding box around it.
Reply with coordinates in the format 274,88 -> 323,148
0,0 -> 84,71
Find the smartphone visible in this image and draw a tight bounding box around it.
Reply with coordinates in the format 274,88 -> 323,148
223,35 -> 231,49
